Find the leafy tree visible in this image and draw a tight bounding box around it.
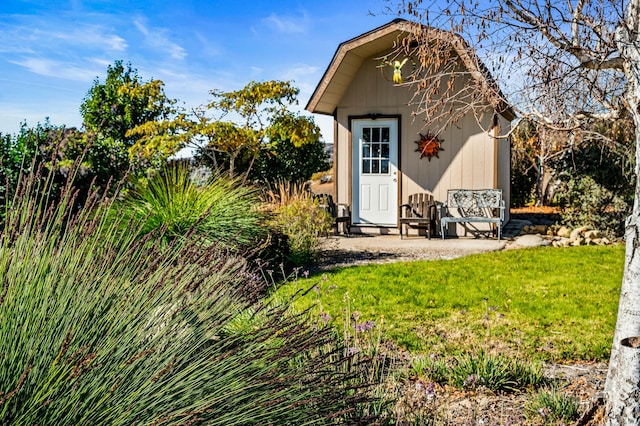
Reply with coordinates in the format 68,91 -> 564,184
251,113 -> 330,184
511,116 -> 636,207
391,1 -> 640,420
192,80 -> 300,180
0,121 -> 80,219
80,60 -> 178,181
192,118 -> 259,179
1,122 -> 42,196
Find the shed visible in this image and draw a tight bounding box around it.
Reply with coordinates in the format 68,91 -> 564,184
306,19 -> 514,236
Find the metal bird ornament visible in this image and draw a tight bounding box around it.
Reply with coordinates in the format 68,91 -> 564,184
392,58 -> 408,84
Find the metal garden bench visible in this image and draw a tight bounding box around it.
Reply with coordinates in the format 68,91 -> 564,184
439,189 -> 505,240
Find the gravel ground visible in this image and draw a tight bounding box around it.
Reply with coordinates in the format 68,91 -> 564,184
317,234 -> 507,269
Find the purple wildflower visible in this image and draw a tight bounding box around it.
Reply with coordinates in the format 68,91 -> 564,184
463,374 -> 485,388
427,382 -> 435,395
353,320 -> 375,332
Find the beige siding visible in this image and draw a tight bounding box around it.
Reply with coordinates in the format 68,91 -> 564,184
496,114 -> 512,222
334,51 -> 510,234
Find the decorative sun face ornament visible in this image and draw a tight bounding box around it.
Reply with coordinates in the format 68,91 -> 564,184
415,132 -> 444,161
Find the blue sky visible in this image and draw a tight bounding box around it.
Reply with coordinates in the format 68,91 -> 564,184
0,0 -> 398,142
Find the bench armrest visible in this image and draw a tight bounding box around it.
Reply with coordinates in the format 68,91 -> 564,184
336,203 -> 351,217
399,203 -> 418,217
437,203 -> 449,220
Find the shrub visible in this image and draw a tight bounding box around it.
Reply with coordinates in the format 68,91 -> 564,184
264,181 -> 333,266
556,175 -> 630,238
251,135 -> 330,184
115,162 -> 266,251
0,168 -> 382,425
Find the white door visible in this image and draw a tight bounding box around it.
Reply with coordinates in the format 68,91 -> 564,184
352,119 -> 398,225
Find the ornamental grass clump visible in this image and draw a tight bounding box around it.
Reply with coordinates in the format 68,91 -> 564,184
526,388 -> 580,424
116,162 -> 266,251
446,352 -> 547,393
0,167 -> 381,425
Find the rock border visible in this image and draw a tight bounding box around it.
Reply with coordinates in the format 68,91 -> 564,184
517,223 -> 615,248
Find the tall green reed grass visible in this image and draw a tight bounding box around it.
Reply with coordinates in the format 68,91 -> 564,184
115,163 -> 266,252
0,166 -> 381,425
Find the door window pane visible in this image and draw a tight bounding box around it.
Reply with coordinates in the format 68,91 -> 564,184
362,159 -> 370,174
372,143 -> 380,157
381,160 -> 389,173
372,127 -> 380,142
381,144 -> 389,158
362,143 -> 371,158
362,128 -> 370,142
372,160 -> 380,174
382,127 -> 389,142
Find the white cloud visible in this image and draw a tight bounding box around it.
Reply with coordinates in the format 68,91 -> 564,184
9,57 -> 102,82
133,18 -> 187,61
275,63 -> 321,96
194,31 -> 221,57
250,66 -> 264,76
262,12 -> 309,34
0,21 -> 127,54
54,26 -> 128,51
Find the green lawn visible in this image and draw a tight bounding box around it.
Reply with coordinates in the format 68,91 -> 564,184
276,244 -> 625,362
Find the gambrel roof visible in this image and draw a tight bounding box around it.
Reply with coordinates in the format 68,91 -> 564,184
306,18 -> 515,121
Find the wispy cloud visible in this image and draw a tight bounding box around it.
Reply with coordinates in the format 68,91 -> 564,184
277,64 -> 320,95
133,18 -> 187,61
9,57 -> 103,82
194,31 -> 221,57
0,21 -> 127,54
58,27 -> 127,51
262,12 -> 309,34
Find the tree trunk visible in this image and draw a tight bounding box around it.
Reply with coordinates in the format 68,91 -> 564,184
606,213 -> 640,424
606,4 -> 640,422
534,156 -> 545,207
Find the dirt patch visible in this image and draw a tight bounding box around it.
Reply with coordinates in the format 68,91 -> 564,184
393,363 -> 607,425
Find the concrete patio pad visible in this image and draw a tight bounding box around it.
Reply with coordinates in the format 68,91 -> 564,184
318,234 -> 508,268
324,234 -> 506,252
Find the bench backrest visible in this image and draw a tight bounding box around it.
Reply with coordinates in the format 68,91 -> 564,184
446,189 -> 502,218
404,193 -> 434,218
